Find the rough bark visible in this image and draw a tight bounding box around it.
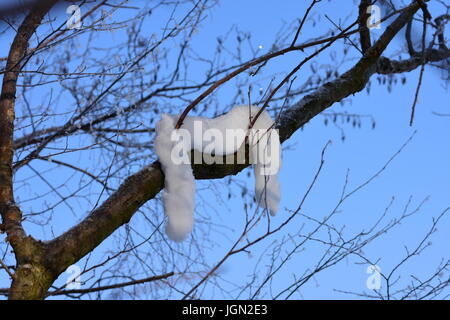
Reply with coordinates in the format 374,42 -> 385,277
0,0 -> 59,300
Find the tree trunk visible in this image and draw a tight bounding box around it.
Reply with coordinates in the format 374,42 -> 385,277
9,264 -> 54,300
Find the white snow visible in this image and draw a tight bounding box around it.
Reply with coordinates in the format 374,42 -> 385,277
155,105 -> 281,242
155,114 -> 195,242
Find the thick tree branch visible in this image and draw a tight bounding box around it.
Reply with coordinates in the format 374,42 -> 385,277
0,0 -> 59,300
376,48 -> 450,74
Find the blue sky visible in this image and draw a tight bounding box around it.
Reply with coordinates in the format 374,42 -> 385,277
0,0 -> 449,299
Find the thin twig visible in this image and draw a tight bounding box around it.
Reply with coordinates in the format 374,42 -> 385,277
409,16 -> 427,126
290,0 -> 320,47
0,259 -> 15,280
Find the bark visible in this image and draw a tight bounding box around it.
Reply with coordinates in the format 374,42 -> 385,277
0,0 -> 59,300
358,0 -> 371,54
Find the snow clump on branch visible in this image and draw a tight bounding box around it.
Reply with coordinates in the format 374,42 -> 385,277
155,105 -> 281,242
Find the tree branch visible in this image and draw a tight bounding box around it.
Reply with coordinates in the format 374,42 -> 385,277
43,0 -> 424,283
0,0 -> 58,257
358,0 -> 372,54
47,272 -> 175,297
376,48 -> 450,74
0,0 -> 59,300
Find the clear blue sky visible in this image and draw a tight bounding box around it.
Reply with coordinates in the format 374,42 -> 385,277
0,0 -> 449,299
